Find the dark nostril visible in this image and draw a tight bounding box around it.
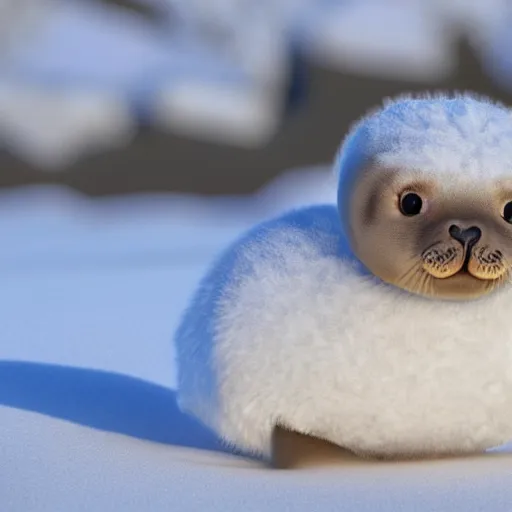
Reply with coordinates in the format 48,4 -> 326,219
448,225 -> 462,239
448,224 -> 482,245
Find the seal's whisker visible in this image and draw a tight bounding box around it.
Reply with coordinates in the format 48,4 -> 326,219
414,269 -> 429,296
417,269 -> 431,296
396,260 -> 426,294
396,260 -> 422,289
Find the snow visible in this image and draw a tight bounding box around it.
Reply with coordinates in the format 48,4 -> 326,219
0,0 -> 277,166
153,82 -> 281,147
0,83 -> 136,170
299,0 -> 455,82
2,0 -> 512,168
2,166 -> 512,511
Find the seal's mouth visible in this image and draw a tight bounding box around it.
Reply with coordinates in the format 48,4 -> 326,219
407,241 -> 508,300
459,240 -> 477,275
421,241 -> 507,282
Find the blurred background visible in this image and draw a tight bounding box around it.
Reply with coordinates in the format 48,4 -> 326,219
1,0 -> 512,196
4,0 -> 512,384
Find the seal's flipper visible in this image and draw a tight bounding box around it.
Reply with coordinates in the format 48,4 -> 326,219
270,424 -> 366,469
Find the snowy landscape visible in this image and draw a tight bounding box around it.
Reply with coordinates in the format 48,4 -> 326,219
3,0 -> 512,510
2,167 -> 512,511
0,0 -> 512,170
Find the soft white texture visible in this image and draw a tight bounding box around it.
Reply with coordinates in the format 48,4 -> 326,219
176,94 -> 512,460
338,92 -> 512,180
177,205 -> 512,459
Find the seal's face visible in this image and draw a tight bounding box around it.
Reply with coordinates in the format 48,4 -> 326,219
347,164 -> 512,300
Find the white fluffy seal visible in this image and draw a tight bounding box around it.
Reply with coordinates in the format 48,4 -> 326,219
174,92 -> 512,465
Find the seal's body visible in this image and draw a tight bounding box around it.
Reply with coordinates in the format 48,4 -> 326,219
175,94 -> 512,463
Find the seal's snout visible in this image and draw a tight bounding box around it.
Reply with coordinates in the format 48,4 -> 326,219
448,225 -> 482,247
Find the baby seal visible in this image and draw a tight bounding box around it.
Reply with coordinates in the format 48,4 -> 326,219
175,92 -> 512,468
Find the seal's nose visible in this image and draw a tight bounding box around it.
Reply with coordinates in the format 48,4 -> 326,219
449,225 -> 482,246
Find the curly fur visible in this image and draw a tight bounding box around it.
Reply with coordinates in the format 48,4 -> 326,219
174,92 -> 512,460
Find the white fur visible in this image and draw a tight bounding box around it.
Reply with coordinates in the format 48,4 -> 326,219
337,91 -> 512,181
175,93 -> 512,460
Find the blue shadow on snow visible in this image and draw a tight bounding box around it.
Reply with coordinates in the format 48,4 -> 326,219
0,360 -> 223,453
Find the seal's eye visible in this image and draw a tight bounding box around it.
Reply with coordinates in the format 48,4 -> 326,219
399,192 -> 423,216
503,201 -> 512,223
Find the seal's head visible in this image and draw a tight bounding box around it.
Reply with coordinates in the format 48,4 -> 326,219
337,92 -> 512,300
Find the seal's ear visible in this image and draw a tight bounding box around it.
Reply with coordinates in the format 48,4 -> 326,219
270,424 -> 366,469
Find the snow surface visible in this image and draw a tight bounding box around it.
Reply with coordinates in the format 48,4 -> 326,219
2,166 -> 512,511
